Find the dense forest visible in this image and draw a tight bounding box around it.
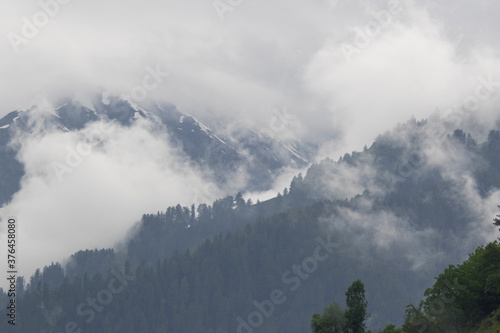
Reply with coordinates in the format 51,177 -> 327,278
0,201 -> 422,332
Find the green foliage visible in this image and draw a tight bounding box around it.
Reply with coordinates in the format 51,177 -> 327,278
344,279 -> 368,333
378,324 -> 402,333
403,241 -> 500,332
472,307 -> 500,333
311,280 -> 370,333
311,302 -> 345,333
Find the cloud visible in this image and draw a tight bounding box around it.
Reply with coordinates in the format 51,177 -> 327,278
303,1 -> 500,159
323,201 -> 447,275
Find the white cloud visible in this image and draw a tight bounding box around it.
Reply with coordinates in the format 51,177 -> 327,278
0,113 -> 223,288
0,0 -> 498,148
304,2 -> 500,159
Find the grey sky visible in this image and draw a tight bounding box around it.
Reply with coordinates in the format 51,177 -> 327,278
0,0 -> 498,152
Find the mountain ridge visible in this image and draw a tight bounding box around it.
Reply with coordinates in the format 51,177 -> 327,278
0,95 -> 314,208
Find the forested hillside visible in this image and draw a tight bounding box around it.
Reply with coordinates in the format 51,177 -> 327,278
0,201 -> 422,332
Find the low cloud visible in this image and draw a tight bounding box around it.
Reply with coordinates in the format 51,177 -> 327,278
317,113 -> 500,281
0,109 -> 225,288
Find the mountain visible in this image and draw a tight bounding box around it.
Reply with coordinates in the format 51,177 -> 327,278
0,96 -> 313,208
1,113 -> 498,332
0,111 -> 24,207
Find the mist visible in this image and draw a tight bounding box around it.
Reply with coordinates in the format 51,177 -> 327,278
314,110 -> 500,286
0,106 -> 226,288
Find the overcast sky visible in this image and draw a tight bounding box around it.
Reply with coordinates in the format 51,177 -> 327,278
0,0 -> 499,288
0,0 -> 499,152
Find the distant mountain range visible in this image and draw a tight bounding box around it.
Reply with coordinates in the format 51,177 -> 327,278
0,96 -> 314,207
